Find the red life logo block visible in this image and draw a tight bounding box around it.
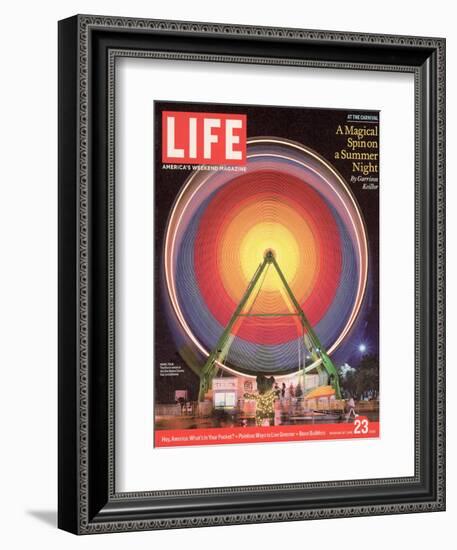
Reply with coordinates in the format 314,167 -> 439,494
162,111 -> 247,165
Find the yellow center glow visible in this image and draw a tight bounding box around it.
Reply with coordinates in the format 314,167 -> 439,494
219,200 -> 318,308
240,222 -> 299,290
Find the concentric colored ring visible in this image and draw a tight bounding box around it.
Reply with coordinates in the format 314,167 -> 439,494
163,138 -> 368,376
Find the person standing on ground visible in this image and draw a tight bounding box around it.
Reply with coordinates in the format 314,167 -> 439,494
345,396 -> 358,421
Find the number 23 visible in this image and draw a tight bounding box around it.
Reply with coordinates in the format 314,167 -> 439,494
354,418 -> 369,434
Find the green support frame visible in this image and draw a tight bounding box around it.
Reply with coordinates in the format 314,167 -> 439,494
198,250 -> 342,400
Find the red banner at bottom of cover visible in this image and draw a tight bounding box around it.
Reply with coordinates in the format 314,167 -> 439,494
155,419 -> 379,447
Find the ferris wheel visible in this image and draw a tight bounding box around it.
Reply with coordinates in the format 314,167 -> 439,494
163,138 -> 369,401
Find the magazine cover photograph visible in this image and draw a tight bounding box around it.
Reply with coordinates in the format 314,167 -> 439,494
154,100 -> 380,448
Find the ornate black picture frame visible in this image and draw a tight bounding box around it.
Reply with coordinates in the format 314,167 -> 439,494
58,14 -> 445,534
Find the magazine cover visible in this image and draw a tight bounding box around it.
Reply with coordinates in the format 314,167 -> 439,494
154,100 -> 379,447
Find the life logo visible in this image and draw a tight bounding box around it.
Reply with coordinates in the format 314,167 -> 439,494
162,111 -> 247,165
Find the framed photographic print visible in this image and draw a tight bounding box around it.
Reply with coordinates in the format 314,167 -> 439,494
58,14 -> 446,534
